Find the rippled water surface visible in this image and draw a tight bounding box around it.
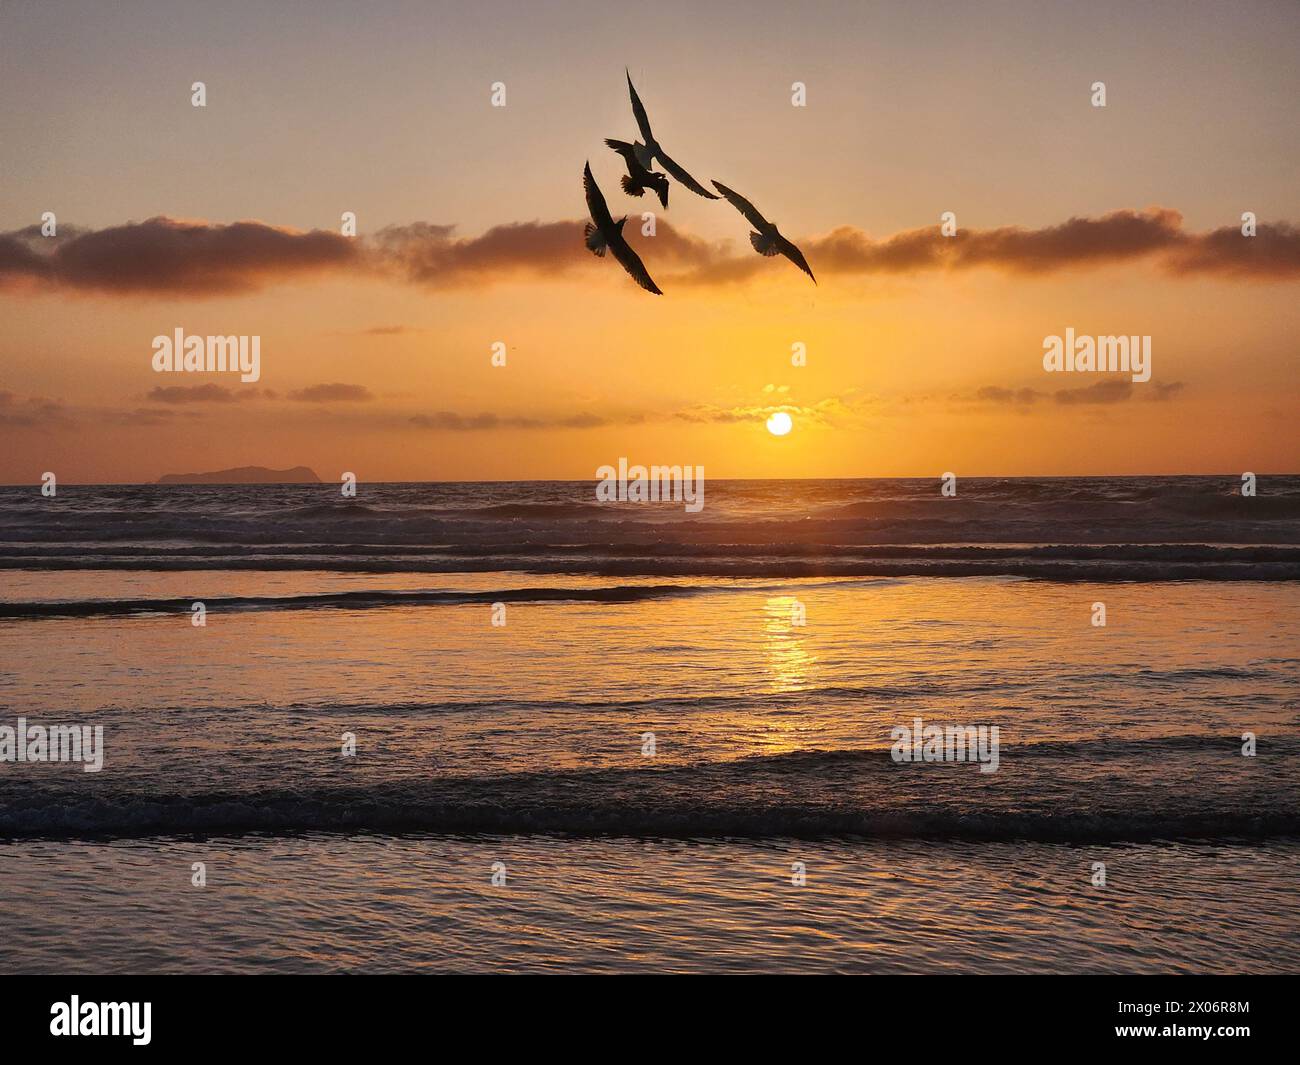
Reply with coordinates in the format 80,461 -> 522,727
1,479 -> 1297,971
4,835 -> 1297,974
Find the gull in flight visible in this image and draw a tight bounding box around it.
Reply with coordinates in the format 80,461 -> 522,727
604,138 -> 669,209
583,162 -> 662,295
626,71 -> 718,200
711,179 -> 816,284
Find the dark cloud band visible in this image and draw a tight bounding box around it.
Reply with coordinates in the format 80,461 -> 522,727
2,209 -> 1296,297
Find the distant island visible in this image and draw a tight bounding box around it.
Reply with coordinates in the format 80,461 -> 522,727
157,465 -> 321,485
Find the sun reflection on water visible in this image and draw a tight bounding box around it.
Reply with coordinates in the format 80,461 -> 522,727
762,595 -> 818,693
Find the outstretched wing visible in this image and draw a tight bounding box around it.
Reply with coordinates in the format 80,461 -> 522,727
656,149 -> 718,199
611,235 -> 663,295
605,137 -> 637,164
605,138 -> 652,182
711,180 -> 767,227
583,161 -> 614,229
778,235 -> 816,284
626,70 -> 654,143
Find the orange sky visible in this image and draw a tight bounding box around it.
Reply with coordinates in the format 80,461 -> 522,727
1,0 -> 1298,482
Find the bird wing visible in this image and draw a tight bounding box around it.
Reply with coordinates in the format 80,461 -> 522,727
605,138 -> 655,183
626,70 -> 654,143
611,235 -> 663,295
583,161 -> 614,229
656,149 -> 718,198
604,138 -> 637,165
778,235 -> 817,284
711,180 -> 768,227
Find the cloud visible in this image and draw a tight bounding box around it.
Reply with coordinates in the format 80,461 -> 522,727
1053,380 -> 1134,405
0,217 -> 357,295
945,208 -> 1186,273
785,211 -> 1299,282
287,383 -> 374,403
147,382 -> 372,404
409,410 -> 622,431
974,385 -> 1044,405
5,395 -> 234,430
147,383 -> 246,403
408,398 -> 856,432
372,210 -> 1300,286
3,210 -> 1297,299
373,219 -> 725,287
0,232 -> 54,284
972,379 -> 1185,407
1146,381 -> 1186,401
674,395 -> 856,426
1165,222 -> 1300,278
0,391 -> 67,427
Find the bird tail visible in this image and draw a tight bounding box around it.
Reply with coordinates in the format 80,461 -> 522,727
584,222 -> 608,257
620,175 -> 645,197
750,231 -> 780,256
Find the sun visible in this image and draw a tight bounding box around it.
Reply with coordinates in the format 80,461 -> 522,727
766,411 -> 793,436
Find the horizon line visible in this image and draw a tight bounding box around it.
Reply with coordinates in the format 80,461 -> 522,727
3,472 -> 1295,488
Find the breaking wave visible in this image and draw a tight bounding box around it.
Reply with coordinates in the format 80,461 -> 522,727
4,738 -> 1295,841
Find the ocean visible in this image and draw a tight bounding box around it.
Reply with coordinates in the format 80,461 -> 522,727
1,476 -> 1298,973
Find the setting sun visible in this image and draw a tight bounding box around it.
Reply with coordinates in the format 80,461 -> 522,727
766,411 -> 793,436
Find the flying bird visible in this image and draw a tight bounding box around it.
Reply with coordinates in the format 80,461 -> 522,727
605,138 -> 669,209
583,161 -> 662,295
625,71 -> 718,200
711,179 -> 816,284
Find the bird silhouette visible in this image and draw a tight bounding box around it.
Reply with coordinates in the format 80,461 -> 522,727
711,180 -> 816,284
605,138 -> 669,209
583,162 -> 662,295
625,71 -> 718,200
